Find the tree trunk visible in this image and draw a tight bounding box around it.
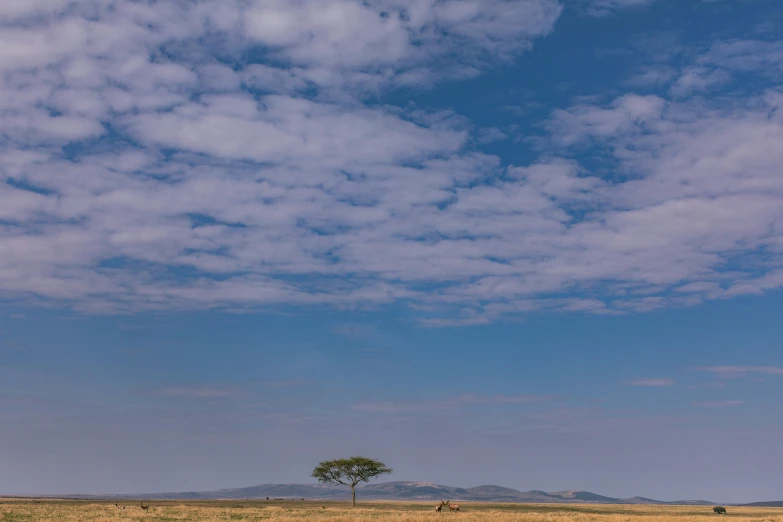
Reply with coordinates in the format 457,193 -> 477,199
351,485 -> 356,508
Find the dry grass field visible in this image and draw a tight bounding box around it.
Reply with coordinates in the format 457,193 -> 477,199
2,499 -> 783,522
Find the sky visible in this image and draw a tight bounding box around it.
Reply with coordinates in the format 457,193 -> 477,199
1,0 -> 783,504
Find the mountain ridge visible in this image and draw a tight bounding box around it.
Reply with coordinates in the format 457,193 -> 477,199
49,481 -> 724,505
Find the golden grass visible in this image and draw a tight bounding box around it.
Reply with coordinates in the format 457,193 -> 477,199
2,499 -> 782,522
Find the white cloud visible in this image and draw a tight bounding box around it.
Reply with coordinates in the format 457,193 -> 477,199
698,39 -> 783,78
669,66 -> 732,98
588,0 -> 655,5
0,0 -> 74,20
123,94 -> 466,167
1,1 -> 783,324
575,0 -> 658,16
548,94 -> 666,146
239,0 -> 562,91
625,66 -> 677,89
631,38 -> 783,97
0,0 -> 562,316
535,71 -> 783,317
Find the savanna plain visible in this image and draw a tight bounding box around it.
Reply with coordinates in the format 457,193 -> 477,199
2,500 -> 782,522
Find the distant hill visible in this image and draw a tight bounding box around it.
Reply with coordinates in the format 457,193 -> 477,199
741,501 -> 783,507
66,481 -> 717,505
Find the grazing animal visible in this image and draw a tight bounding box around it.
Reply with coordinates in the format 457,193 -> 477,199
140,502 -> 149,511
445,500 -> 461,512
713,506 -> 727,514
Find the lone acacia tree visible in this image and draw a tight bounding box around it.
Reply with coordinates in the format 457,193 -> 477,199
311,456 -> 392,507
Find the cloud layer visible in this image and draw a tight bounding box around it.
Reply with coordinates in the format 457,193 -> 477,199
2,1 -> 783,323
697,366 -> 783,377
624,378 -> 675,387
353,393 -> 551,412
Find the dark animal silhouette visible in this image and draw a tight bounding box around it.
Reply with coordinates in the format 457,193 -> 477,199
713,506 -> 727,514
140,502 -> 149,511
436,500 -> 445,512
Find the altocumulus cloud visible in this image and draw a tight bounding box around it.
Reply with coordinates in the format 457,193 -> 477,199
1,0 -> 783,325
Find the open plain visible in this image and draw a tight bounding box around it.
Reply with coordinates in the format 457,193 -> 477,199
2,500 -> 782,522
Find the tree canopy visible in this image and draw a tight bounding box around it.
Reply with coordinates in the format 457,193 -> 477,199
311,456 -> 392,507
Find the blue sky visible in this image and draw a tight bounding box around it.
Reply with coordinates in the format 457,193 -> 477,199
1,0 -> 783,504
